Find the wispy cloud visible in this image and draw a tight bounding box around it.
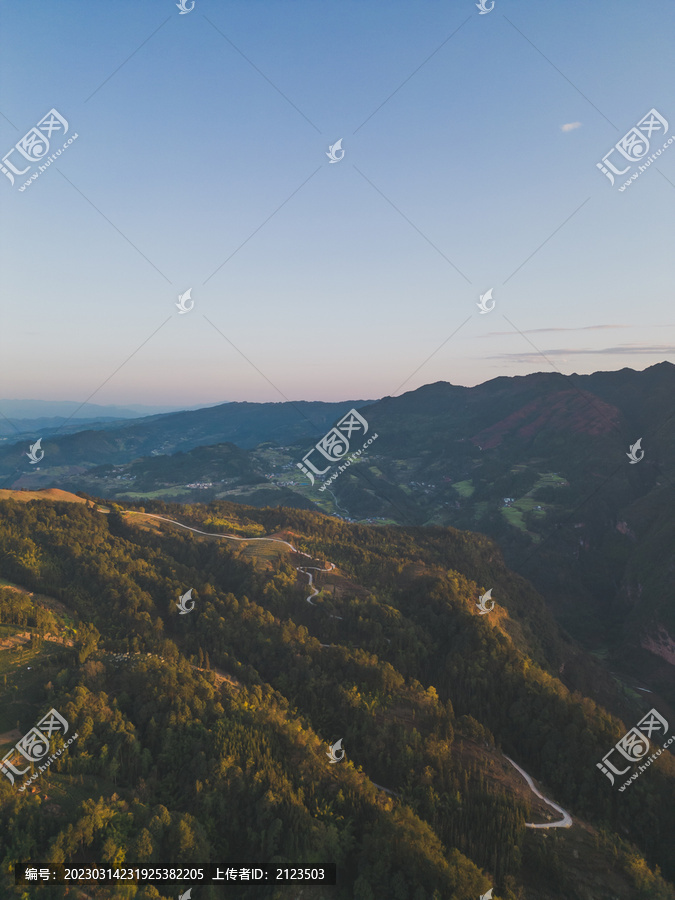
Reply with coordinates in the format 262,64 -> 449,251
561,121 -> 582,132
485,324 -> 631,337
489,344 -> 675,361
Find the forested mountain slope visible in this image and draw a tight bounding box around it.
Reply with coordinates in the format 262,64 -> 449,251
0,495 -> 673,899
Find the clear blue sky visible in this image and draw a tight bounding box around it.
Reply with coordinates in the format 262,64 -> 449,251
1,0 -> 674,408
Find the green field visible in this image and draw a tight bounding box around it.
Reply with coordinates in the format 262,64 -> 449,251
501,506 -> 527,530
494,470 -> 560,531
118,487 -> 193,500
513,498 -> 547,518
534,472 -> 566,486
452,480 -> 475,498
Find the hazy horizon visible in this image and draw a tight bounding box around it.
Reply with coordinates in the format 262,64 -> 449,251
1,358 -> 672,417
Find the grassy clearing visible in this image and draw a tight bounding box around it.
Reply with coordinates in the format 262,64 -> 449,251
452,480 -> 475,498
501,506 -> 527,530
0,488 -> 87,504
515,498 -> 540,511
492,470 -> 559,526
514,498 -> 548,518
118,487 -> 192,500
238,540 -> 291,564
534,472 -> 566,486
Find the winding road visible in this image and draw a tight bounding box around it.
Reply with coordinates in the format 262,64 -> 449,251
297,565 -> 342,618
126,512 -> 567,822
298,567 -> 320,605
129,511 -> 339,615
128,512 -> 300,551
503,755 -> 572,828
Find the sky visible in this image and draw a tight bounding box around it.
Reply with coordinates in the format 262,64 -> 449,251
1,0 -> 674,410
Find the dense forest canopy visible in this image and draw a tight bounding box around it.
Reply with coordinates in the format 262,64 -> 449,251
0,495 -> 673,899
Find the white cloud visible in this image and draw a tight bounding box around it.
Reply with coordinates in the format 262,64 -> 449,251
561,122 -> 582,132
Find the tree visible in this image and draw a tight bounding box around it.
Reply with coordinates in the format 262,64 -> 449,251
134,828 -> 154,862
76,622 -> 100,664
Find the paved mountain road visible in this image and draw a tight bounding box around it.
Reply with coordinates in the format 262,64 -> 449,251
128,511 -> 338,613
504,755 -> 573,828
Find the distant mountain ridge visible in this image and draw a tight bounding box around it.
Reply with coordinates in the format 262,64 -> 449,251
0,398 -> 374,463
0,398 -> 199,420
